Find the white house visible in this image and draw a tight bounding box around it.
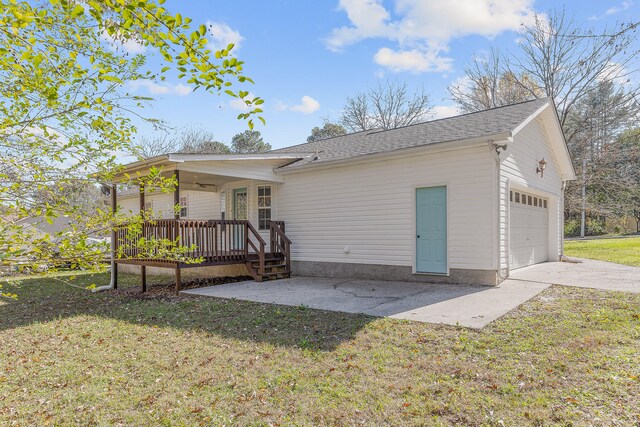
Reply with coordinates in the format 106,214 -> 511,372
115,98 -> 575,291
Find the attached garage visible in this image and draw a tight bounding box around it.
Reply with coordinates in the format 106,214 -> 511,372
509,190 -> 549,269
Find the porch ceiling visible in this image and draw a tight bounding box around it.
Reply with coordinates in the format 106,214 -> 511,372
172,169 -> 251,192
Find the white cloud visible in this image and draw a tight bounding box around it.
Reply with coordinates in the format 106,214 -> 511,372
588,1 -> 633,20
598,61 -> 633,86
290,96 -> 321,114
432,105 -> 460,119
326,0 -> 537,73
606,0 -> 633,15
207,21 -> 243,53
229,92 -> 257,111
374,47 -> 452,73
101,31 -> 146,54
129,80 -> 192,96
276,96 -> 321,114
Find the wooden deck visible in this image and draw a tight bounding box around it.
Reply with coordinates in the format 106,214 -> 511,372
113,219 -> 291,293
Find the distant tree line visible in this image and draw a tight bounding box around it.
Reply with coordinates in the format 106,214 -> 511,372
134,128 -> 271,158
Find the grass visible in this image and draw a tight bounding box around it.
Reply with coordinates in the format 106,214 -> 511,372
1,273 -> 639,426
564,236 -> 640,266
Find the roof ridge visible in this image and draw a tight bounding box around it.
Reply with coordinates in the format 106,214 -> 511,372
366,97 -> 549,137
272,97 -> 549,151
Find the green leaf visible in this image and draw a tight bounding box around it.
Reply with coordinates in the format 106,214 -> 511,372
70,4 -> 85,17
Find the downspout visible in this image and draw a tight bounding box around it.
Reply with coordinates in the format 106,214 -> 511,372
94,184 -> 117,292
492,141 -> 509,283
560,180 -> 567,260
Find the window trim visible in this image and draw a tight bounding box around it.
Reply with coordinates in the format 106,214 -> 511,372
220,190 -> 226,220
179,195 -> 188,218
511,190 -> 548,209
257,185 -> 272,230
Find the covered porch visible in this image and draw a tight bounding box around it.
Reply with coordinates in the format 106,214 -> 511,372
110,153 -> 303,294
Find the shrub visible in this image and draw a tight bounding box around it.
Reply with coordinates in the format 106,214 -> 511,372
564,218 -> 607,237
565,219 -> 581,237
586,218 -> 606,236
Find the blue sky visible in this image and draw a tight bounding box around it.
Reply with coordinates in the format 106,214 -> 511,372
125,0 -> 639,150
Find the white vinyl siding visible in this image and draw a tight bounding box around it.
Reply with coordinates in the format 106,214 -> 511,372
501,117 -> 563,268
117,190 -> 221,220
220,180 -> 278,242
277,145 -> 495,270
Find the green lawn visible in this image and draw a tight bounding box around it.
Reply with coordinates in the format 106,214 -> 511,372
1,273 -> 639,426
564,236 -> 640,266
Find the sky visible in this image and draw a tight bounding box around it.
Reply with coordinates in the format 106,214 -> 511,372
122,0 -> 640,151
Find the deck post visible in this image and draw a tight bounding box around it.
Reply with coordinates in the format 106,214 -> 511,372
174,170 -> 180,220
175,266 -> 181,295
141,264 -> 147,293
140,182 -> 146,292
110,184 -> 118,289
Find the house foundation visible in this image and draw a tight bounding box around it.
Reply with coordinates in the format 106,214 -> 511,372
291,261 -> 498,286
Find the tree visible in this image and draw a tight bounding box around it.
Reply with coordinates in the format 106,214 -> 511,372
563,80 -> 637,236
339,80 -> 433,132
133,127 -> 231,158
181,139 -> 231,154
450,9 -> 640,236
134,133 -> 180,159
177,128 -> 230,153
231,130 -> 271,153
596,128 -> 640,232
511,11 -> 639,129
451,10 -> 639,128
307,122 -> 347,142
0,0 -> 262,288
449,49 -> 543,112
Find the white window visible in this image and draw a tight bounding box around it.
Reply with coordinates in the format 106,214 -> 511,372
179,196 -> 188,218
513,190 -> 548,209
220,191 -> 226,220
257,186 -> 271,230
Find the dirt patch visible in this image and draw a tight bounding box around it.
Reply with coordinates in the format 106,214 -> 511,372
117,275 -> 253,300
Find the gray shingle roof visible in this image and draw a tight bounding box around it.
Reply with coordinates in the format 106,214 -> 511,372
274,97 -> 550,171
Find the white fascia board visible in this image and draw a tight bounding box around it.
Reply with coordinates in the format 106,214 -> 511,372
511,101 -> 550,137
167,153 -> 310,162
526,102 -> 576,181
276,132 -> 513,175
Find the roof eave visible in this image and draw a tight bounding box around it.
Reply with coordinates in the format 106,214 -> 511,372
276,132 -> 513,174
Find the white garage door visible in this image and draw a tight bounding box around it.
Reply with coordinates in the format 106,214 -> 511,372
510,190 -> 548,269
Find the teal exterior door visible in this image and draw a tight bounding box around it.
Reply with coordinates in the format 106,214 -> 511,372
416,186 -> 447,274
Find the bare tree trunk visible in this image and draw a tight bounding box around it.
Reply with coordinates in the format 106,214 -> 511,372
580,158 -> 587,238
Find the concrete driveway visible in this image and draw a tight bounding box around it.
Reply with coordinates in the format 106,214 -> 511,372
183,259 -> 639,329
508,258 -> 640,293
183,276 -> 550,328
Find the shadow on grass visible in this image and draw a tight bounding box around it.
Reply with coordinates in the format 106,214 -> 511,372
0,272 -> 375,351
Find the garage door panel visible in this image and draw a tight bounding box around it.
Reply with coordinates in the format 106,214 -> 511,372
510,191 -> 548,269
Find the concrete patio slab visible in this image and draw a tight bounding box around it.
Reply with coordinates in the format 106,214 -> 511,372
182,276 -> 551,328
509,258 -> 640,293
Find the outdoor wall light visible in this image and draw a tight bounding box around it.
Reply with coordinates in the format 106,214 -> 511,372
536,158 -> 547,177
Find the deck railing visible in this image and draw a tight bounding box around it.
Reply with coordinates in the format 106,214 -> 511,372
269,220 -> 291,273
116,219 -> 267,271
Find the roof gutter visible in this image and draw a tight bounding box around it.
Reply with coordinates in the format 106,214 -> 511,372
114,155 -> 174,181
275,131 -> 513,175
